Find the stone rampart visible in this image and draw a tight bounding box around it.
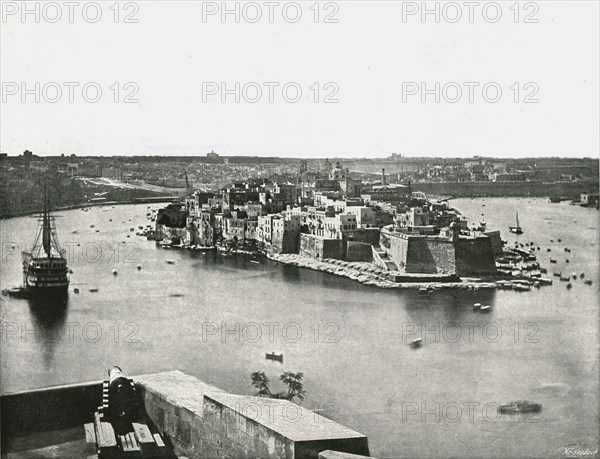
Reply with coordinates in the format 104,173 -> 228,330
136,371 -> 370,459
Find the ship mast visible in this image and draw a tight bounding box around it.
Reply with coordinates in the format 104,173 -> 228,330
42,182 -> 52,258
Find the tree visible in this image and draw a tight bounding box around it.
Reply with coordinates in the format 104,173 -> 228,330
251,371 -> 306,403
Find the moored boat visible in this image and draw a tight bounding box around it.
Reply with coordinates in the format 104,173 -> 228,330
21,188 -> 70,300
509,211 -> 523,235
498,401 -> 542,414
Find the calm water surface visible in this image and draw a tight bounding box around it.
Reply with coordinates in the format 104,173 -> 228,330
1,198 -> 598,458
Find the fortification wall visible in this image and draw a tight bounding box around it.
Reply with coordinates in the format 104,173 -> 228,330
346,242 -> 373,262
484,230 -> 503,256
382,230 -> 497,276
272,231 -> 300,254
454,238 -> 497,276
300,234 -> 345,260
405,238 -> 456,274
411,180 -> 599,198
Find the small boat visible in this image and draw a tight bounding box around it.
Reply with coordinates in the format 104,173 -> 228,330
2,287 -> 28,299
560,275 -> 570,282
137,265 -> 142,270
418,287 -> 432,294
74,288 -> 79,294
480,305 -> 491,312
498,401 -> 542,414
566,283 -> 572,289
166,260 -> 175,265
513,284 -> 531,292
557,238 -> 562,243
266,352 -> 283,362
580,273 -> 585,279
553,271 -> 561,277
547,248 -> 551,252
411,338 -> 423,348
509,212 -> 523,235
572,273 -> 578,280
473,303 -> 482,310
89,287 -> 99,292
550,259 -> 557,263
112,269 -> 118,276
584,279 -> 593,286
249,260 -> 260,264
565,259 -> 570,263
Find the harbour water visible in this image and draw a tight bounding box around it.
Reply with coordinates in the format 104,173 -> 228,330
1,198 -> 598,458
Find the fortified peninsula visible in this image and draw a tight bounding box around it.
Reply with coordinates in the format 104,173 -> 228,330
149,161 -> 546,291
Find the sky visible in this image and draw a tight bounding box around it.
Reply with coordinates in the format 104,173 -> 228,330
1,1 -> 599,158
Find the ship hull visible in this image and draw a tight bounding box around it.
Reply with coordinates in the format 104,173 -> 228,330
26,284 -> 69,300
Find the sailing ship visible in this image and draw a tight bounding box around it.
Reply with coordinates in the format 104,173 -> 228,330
509,211 -> 523,234
21,188 -> 70,299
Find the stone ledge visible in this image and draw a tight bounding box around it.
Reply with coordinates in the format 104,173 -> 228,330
206,392 -> 366,443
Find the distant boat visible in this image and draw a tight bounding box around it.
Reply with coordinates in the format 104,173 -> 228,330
266,352 -> 283,362
498,401 -> 542,414
411,338 -> 423,348
480,305 -> 492,312
166,260 -> 175,265
509,212 -> 523,234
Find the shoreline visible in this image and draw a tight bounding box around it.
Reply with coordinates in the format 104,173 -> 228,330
0,198 -> 175,221
266,253 -> 498,290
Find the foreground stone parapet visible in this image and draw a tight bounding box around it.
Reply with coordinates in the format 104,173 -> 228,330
135,371 -> 369,459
